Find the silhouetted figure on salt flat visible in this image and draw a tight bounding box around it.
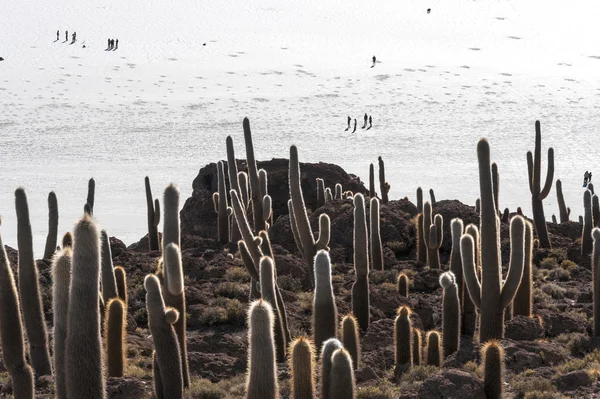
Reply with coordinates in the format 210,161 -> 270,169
584,171 -> 590,187
65,31 -> 68,42
345,116 -> 351,131
71,32 -> 76,43
362,113 -> 367,129
427,8 -> 431,14
352,119 -> 357,133
114,39 -> 119,50
0,57 -> 4,61
371,56 -> 376,68
56,30 -> 59,41
368,115 -> 372,129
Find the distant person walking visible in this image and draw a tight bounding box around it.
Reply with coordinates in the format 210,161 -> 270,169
115,39 -> 119,50
65,31 -> 68,42
56,30 -> 59,41
369,115 -> 372,129
584,171 -> 590,187
362,113 -> 367,129
72,32 -> 76,43
352,119 -> 357,133
371,56 -> 376,68
345,116 -> 351,131
427,8 -> 431,14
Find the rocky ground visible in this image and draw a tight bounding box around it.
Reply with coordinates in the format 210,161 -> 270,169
1,159 -> 599,398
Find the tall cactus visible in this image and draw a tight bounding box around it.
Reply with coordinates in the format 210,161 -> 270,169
226,135 -> 242,243
556,179 -> 570,223
313,250 -> 338,354
582,190 -> 593,255
513,221 -> 533,317
101,230 -> 118,304
329,349 -> 356,399
416,213 -> 427,266
423,202 -> 443,269
352,193 -> 370,331
594,195 -> 600,229
86,177 -> 96,215
412,328 -> 422,366
289,145 -> 331,287
394,306 -> 413,376
163,184 -> 180,251
440,272 -> 460,358
145,275 -> 183,399
526,120 -> 554,248
259,169 -> 273,229
105,298 -> 126,377
397,273 -> 409,297
378,156 -> 389,204
320,338 -> 343,399
114,266 -> 128,307
425,331 -> 442,367
461,139 -> 525,342
482,341 -> 504,399
334,184 -> 343,200
245,299 -> 279,399
317,178 -> 326,208
213,161 -> 231,244
492,162 -> 500,213
369,163 -> 375,198
449,218 -> 464,302
0,220 -> 34,399
462,224 -> 479,338
52,242 -> 71,399
15,187 -> 52,376
592,229 -> 600,337
43,191 -> 59,260
370,197 -> 384,270
145,176 -> 160,251
416,187 -> 423,213
243,118 -> 265,232
341,315 -> 360,371
289,337 -> 316,399
65,214 -> 105,399
260,256 -> 286,362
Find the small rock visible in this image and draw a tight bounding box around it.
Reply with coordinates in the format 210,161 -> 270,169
505,315 -> 544,340
555,370 -> 592,392
355,366 -> 380,383
418,369 -> 485,399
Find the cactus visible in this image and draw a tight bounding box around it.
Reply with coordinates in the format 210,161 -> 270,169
43,191 -> 59,260
475,198 -> 480,214
325,187 -> 333,203
260,257 -> 287,362
0,220 -> 34,399
369,163 -> 375,198
101,230 -> 118,303
370,197 -> 384,270
377,156 -> 389,204
513,222 -> 534,317
412,328 -> 422,366
105,298 -> 126,377
313,250 -> 338,355
145,275 -> 183,399
65,214 -> 105,399
556,179 -> 570,223
440,272 -> 460,358
86,177 -> 95,215
397,273 -> 409,297
594,195 -> 600,229
231,189 -> 262,296
317,178 -> 326,208
461,139 -> 525,342
526,121 -> 554,248
416,213 -> 427,266
245,299 -> 279,399
352,193 -> 370,331
259,169 -> 273,229
394,306 -> 413,376
289,337 -> 316,399
429,188 -> 436,205
289,145 -> 331,287
320,338 -> 343,399
114,266 -> 128,307
14,188 -> 52,376
501,208 -> 509,223
329,349 -> 356,399
462,224 -> 479,338
423,202 -> 443,269
593,229 -> 600,337
52,242 -> 71,399
226,136 -> 242,243
161,243 -> 189,387
214,161 -> 231,244
582,190 -> 594,255
492,162 -> 499,213
242,118 -> 266,232
163,184 -> 180,251
425,331 -> 442,366
341,315 -> 360,371
552,214 -> 558,225
590,183 -> 596,195
416,187 -> 423,213
481,340 -> 504,399
334,183 -> 343,200
145,176 -> 160,251
449,218 -> 464,301
239,171 -> 250,210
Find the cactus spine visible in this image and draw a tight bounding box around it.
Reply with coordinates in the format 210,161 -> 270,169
394,306 -> 413,376
397,273 -> 409,297
317,178 -> 326,208
145,275 -> 183,399
105,298 -> 126,377
462,139 -> 525,342
592,228 -> 600,337
320,338 -> 343,399
378,156 -> 389,204
246,299 -> 279,399
425,331 -> 442,366
370,197 -> 384,270
482,340 -> 504,399
15,187 -> 52,376
462,224 -> 479,338
329,349 -> 356,399
260,256 -> 287,362
513,221 -> 534,317
313,250 -> 338,354
412,328 -> 422,366
214,161 -> 231,244
0,220 -> 34,399
369,163 -> 375,198
341,315 -> 360,370
289,337 -> 316,399
101,230 -> 118,303
145,176 -> 160,251
526,120 -> 554,248
65,214 -> 105,398
43,191 -> 59,260
114,266 -> 128,307
440,272 -> 460,358
556,179 -> 570,222
423,201 -> 443,269
352,193 -> 370,331
582,190 -> 593,255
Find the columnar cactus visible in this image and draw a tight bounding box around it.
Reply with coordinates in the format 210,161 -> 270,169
101,230 -> 118,304
43,191 -> 59,260
289,145 -> 331,287
449,218 -> 464,301
352,193 -> 370,331
145,176 -> 160,251
258,169 -> 273,229
594,195 -> 600,229
334,183 -> 343,200
513,222 -> 534,317
461,139 -> 525,342
15,188 -> 52,376
325,187 -> 333,203
317,178 -> 326,208
378,156 -> 389,204
105,298 -> 126,377
313,250 -> 338,355
114,266 -> 128,307
86,177 -> 95,215
341,315 -> 360,370
145,275 -> 183,399
440,272 -> 460,357
425,331 -> 442,367
423,202 -> 443,269
526,120 -> 554,248
462,224 -> 479,337
482,341 -> 504,399
370,197 -> 384,270
226,135 -> 242,243
260,256 -> 286,362
429,189 -> 436,206
0,220 -> 34,399
289,337 -> 316,399
491,162 -> 499,214
412,328 -> 422,366
582,190 -> 593,255
65,214 -> 105,399
243,118 -> 266,232
52,242 -> 71,399
320,338 -> 343,399
416,187 -> 423,213
475,198 -> 481,214
416,213 -> 427,266
397,273 -> 409,297
163,184 -> 180,251
239,171 -> 250,210
245,299 -> 279,399
213,161 -> 231,244
394,306 -> 413,376
329,349 -> 356,399
556,179 -> 570,223
592,229 -> 600,337
369,163 -> 375,198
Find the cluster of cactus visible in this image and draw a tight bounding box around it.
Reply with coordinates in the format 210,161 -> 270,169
422,201 -> 443,269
